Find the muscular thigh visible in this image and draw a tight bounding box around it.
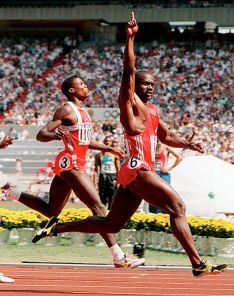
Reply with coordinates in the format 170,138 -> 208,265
107,186 -> 142,229
49,175 -> 72,214
127,169 -> 185,214
61,169 -> 101,209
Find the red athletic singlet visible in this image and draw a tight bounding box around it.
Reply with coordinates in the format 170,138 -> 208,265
54,101 -> 92,176
118,103 -> 160,187
154,146 -> 167,171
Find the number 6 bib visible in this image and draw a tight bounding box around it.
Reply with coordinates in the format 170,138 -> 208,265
118,157 -> 149,187
127,157 -> 143,169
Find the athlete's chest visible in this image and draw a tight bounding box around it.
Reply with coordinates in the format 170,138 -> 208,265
146,105 -> 159,130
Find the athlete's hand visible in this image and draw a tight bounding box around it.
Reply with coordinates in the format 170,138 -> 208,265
54,126 -> 67,140
161,167 -> 169,174
0,136 -> 14,149
187,141 -> 205,154
126,12 -> 138,38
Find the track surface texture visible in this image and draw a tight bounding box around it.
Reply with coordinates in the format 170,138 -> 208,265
0,264 -> 233,296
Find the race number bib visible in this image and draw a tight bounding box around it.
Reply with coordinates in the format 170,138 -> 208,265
78,123 -> 92,145
59,156 -> 70,169
102,163 -> 111,171
127,157 -> 143,169
155,161 -> 162,171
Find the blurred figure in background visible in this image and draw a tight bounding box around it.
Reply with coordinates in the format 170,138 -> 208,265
0,135 -> 15,283
149,139 -> 183,214
0,129 -> 5,141
94,135 -> 120,209
15,158 -> 22,176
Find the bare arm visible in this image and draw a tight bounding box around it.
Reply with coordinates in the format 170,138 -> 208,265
182,126 -> 198,151
36,106 -> 69,142
119,11 -> 138,108
89,141 -> 123,158
94,153 -> 101,173
115,156 -> 121,172
94,153 -> 101,188
158,119 -> 205,153
161,146 -> 183,173
118,12 -> 146,135
187,127 -> 197,142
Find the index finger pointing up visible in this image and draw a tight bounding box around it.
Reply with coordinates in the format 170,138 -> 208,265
131,11 -> 135,20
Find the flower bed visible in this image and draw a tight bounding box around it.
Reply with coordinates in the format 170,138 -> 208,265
0,208 -> 233,239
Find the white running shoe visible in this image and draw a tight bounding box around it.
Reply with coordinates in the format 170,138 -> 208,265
0,273 -> 15,283
113,253 -> 145,268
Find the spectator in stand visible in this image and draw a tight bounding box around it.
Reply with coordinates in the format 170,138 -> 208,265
94,136 -> 120,209
9,127 -> 19,140
15,158 -> 22,176
102,120 -> 114,134
149,139 -> 183,214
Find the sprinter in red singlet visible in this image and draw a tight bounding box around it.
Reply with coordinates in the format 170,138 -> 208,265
34,13 -> 227,276
2,75 -> 145,268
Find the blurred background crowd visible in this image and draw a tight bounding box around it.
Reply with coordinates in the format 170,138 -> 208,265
0,35 -> 233,164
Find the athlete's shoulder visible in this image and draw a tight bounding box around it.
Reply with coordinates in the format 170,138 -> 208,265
53,103 -> 72,119
61,102 -> 73,112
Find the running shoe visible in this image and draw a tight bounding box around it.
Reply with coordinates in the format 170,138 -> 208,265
32,216 -> 58,243
0,272 -> 15,283
113,253 -> 145,269
192,260 -> 227,277
0,183 -> 12,200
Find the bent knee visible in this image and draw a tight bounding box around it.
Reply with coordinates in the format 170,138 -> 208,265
170,200 -> 186,217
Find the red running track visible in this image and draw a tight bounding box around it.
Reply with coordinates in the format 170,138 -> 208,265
0,265 -> 233,296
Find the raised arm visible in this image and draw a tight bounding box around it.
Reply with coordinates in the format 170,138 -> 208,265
119,12 -> 146,135
119,12 -> 138,107
158,119 -> 205,153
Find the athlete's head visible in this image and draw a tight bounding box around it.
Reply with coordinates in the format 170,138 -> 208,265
61,75 -> 89,101
103,135 -> 113,146
135,70 -> 155,103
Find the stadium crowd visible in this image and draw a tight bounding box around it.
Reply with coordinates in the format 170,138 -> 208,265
0,36 -> 233,164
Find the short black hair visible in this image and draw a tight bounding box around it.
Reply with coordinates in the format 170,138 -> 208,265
135,70 -> 149,84
61,74 -> 78,99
